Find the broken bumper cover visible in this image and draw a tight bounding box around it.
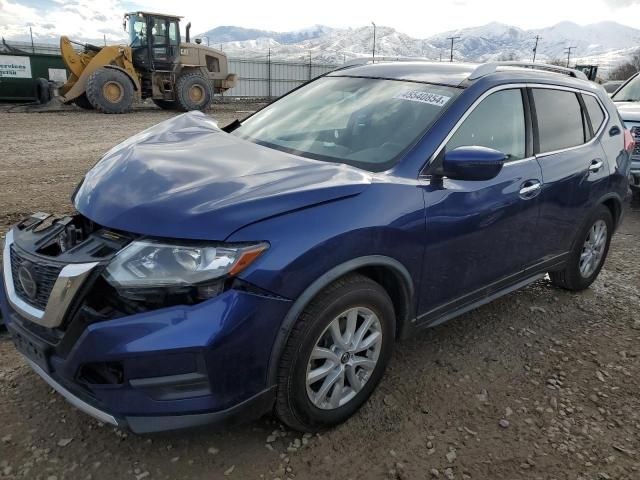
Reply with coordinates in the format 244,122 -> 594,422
19,353 -> 276,433
0,272 -> 290,433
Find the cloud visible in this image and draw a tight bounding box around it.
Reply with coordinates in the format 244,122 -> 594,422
602,0 -> 640,5
0,0 -> 125,42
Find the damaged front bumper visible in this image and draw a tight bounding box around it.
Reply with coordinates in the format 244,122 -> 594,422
0,213 -> 290,433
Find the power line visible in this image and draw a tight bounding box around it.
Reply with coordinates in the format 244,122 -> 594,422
447,36 -> 461,62
564,46 -> 577,68
532,35 -> 541,63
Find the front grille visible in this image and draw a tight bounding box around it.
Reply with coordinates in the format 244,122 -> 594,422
10,245 -> 64,310
632,127 -> 640,158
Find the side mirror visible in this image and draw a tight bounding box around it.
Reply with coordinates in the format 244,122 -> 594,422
441,146 -> 507,181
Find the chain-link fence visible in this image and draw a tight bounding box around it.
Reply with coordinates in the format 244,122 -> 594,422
1,40 -> 340,98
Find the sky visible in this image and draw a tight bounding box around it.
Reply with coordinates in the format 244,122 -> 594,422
2,0 -> 640,42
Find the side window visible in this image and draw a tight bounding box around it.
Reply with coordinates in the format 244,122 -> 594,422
446,89 -> 526,161
532,89 -> 584,153
582,94 -> 606,134
169,22 -> 179,46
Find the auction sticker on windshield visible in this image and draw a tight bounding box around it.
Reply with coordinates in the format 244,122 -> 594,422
394,90 -> 451,107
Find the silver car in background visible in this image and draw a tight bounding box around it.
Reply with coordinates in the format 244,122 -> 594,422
612,72 -> 640,198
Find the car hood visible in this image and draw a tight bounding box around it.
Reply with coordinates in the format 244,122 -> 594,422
615,102 -> 640,123
74,112 -> 371,240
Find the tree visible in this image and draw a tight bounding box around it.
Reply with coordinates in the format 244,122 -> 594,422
547,58 -> 566,66
497,51 -> 518,61
608,49 -> 640,81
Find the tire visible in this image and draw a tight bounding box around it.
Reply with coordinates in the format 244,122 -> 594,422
175,73 -> 213,112
549,205 -> 613,291
73,93 -> 94,110
86,68 -> 135,114
275,273 -> 395,432
152,99 -> 176,110
36,78 -> 51,104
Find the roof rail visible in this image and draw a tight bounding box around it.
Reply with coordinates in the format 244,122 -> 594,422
469,61 -> 588,81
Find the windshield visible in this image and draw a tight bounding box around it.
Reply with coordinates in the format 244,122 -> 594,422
612,73 -> 640,102
233,76 -> 461,172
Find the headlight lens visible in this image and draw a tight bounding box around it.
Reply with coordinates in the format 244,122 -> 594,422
104,240 -> 268,288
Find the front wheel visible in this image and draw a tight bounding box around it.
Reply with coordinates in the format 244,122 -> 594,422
550,205 -> 613,291
275,274 -> 395,432
86,68 -> 135,114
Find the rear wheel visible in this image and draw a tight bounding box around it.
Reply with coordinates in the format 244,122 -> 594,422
549,205 -> 613,291
73,93 -> 94,110
152,99 -> 176,110
275,274 -> 395,431
86,68 -> 135,114
175,73 -> 213,112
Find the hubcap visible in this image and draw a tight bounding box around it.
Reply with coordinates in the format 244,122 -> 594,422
188,85 -> 204,103
579,219 -> 607,278
102,81 -> 124,103
306,307 -> 382,410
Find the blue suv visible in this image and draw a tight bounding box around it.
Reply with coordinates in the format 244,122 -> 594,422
1,62 -> 633,433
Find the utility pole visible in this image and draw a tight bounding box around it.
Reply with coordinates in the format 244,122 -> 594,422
532,35 -> 541,62
29,26 -> 35,54
371,22 -> 376,63
103,34 -> 107,46
308,50 -> 312,80
564,46 -> 576,68
447,36 -> 460,62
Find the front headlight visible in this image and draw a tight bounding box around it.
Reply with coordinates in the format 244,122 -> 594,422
104,240 -> 268,289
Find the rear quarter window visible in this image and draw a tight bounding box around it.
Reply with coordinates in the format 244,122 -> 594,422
582,94 -> 606,134
533,89 -> 585,153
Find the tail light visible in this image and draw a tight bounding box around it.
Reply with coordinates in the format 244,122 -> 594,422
624,129 -> 635,153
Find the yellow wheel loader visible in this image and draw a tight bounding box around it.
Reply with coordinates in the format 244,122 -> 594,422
47,11 -> 238,113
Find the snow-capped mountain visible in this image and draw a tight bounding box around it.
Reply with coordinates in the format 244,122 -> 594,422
199,21 -> 640,74
197,25 -> 336,46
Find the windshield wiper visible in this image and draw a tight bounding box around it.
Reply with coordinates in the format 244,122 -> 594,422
222,119 -> 242,133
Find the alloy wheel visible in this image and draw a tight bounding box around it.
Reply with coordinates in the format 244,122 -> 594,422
306,307 -> 382,410
579,219 -> 607,278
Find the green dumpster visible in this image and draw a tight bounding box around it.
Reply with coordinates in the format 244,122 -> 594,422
0,53 -> 68,101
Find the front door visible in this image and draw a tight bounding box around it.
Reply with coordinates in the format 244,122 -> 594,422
149,17 -> 180,71
418,88 -> 543,322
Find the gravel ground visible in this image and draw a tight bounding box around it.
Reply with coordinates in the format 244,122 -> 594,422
1,106 -> 640,480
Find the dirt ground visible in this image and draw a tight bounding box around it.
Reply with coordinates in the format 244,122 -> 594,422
1,105 -> 640,480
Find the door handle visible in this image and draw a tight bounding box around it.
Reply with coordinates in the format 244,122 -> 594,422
588,159 -> 604,173
519,180 -> 542,198
609,125 -> 621,137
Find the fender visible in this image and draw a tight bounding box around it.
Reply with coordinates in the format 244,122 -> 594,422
596,191 -> 624,230
266,255 -> 415,386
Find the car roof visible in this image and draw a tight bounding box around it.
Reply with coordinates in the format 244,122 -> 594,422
328,62 -> 479,87
329,61 -> 593,89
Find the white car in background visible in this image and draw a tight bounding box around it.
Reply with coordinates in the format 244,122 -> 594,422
612,72 -> 640,199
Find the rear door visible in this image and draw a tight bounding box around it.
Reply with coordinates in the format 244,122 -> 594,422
530,87 -> 610,265
418,87 -> 543,319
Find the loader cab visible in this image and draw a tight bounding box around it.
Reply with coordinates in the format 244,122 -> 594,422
125,12 -> 181,72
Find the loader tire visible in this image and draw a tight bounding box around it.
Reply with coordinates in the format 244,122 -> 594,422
36,78 -> 51,104
73,94 -> 94,110
86,68 -> 134,114
175,73 -> 212,112
152,99 -> 176,110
